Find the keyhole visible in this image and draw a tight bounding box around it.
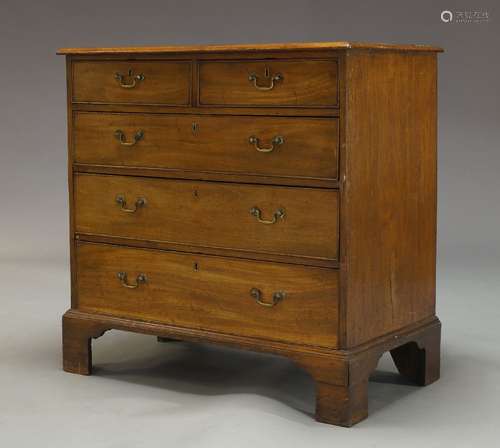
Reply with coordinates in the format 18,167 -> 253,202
193,189 -> 199,199
192,122 -> 199,134
264,66 -> 270,78
193,262 -> 199,271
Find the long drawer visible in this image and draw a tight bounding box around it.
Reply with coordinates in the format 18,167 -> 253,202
199,59 -> 338,107
74,174 -> 339,260
72,60 -> 191,105
76,243 -> 339,347
74,112 -> 339,181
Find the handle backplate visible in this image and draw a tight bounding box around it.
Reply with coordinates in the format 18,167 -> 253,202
115,194 -> 147,213
249,207 -> 285,224
248,68 -> 283,91
249,135 -> 284,153
114,129 -> 145,146
114,69 -> 145,88
117,272 -> 147,289
250,288 -> 286,307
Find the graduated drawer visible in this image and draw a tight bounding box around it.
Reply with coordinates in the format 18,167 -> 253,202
199,59 -> 338,107
74,112 -> 339,181
74,174 -> 339,261
76,243 -> 339,347
72,60 -> 191,105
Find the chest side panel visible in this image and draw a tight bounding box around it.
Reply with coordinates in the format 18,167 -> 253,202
342,51 -> 438,348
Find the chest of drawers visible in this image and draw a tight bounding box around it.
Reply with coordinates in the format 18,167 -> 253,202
59,42 -> 442,426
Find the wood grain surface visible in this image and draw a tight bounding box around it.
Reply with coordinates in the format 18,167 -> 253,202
76,242 -> 339,347
72,60 -> 191,105
199,59 -> 338,107
341,51 -> 438,347
74,173 -> 339,260
74,112 -> 338,181
57,41 -> 443,55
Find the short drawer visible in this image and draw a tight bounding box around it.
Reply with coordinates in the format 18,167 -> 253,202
72,60 -> 191,105
199,59 -> 338,107
74,174 -> 339,261
74,112 -> 339,181
76,243 -> 339,347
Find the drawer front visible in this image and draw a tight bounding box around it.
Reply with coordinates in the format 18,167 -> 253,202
199,59 -> 338,107
75,174 -> 339,260
74,112 -> 339,181
72,61 -> 191,105
76,243 -> 339,347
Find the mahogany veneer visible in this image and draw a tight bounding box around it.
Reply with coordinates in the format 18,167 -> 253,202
59,41 -> 442,426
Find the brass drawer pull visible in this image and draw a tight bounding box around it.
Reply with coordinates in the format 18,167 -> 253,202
114,129 -> 145,146
249,135 -> 284,153
250,288 -> 286,307
117,271 -> 147,289
248,68 -> 283,91
115,194 -> 147,213
114,69 -> 145,88
249,206 -> 285,224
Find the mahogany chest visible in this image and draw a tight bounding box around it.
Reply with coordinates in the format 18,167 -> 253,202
58,41 -> 442,426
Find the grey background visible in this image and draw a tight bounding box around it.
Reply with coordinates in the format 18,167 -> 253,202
1,0 -> 499,446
